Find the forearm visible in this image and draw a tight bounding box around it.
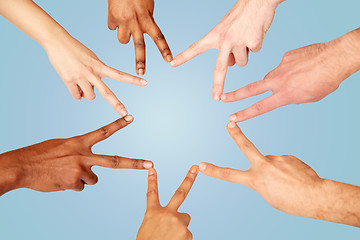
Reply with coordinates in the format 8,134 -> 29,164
313,179 -> 360,227
0,0 -> 70,49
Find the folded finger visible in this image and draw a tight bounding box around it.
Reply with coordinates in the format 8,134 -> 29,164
81,170 -> 98,185
77,80 -> 96,101
65,82 -> 82,100
117,25 -> 131,44
232,47 -> 249,67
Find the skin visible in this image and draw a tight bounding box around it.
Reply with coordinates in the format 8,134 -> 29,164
108,0 -> 172,75
199,122 -> 360,227
0,0 -> 147,116
170,0 -> 285,101
137,166 -> 199,240
223,27 -> 360,122
0,116 -> 153,196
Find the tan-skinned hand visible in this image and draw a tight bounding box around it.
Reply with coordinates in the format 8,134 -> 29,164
0,116 -> 153,196
108,0 -> 172,75
136,166 -> 199,240
199,123 -> 360,227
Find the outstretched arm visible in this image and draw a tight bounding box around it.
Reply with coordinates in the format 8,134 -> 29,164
199,123 -> 360,227
0,0 -> 147,116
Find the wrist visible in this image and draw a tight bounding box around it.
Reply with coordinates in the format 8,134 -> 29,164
331,28 -> 360,78
0,153 -> 25,196
40,26 -> 72,52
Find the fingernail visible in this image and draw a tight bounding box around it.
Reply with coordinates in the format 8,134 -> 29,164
120,108 -> 128,117
170,59 -> 176,66
213,92 -> 221,101
229,114 -> 237,121
228,122 -> 236,128
138,69 -> 144,76
149,168 -> 156,175
221,94 -> 226,101
190,165 -> 198,174
124,115 -> 133,122
199,163 -> 206,172
140,79 -> 148,86
143,161 -> 153,169
166,55 -> 173,62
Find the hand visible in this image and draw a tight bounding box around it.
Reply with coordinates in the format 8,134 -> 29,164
45,36 -> 147,116
108,0 -> 172,75
199,123 -> 324,218
0,116 -> 153,195
223,30 -> 360,122
170,0 -> 283,101
136,166 -> 199,240
199,123 -> 360,227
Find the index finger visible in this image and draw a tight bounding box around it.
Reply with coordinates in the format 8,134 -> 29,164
147,168 -> 160,209
166,165 -> 199,211
79,116 -> 133,147
226,122 -> 264,165
170,35 -> 212,67
147,20 -> 172,62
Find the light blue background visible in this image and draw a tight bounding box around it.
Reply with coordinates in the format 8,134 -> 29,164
1,0 -> 359,239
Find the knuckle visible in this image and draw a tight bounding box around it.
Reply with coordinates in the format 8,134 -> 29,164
175,188 -> 187,198
111,155 -> 121,168
155,32 -> 165,41
103,88 -> 114,97
132,159 -> 141,169
254,101 -> 265,112
147,189 -> 158,197
135,39 -> 145,48
222,168 -> 232,179
98,127 -> 110,138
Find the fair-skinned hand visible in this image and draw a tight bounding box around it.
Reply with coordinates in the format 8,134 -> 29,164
45,36 -> 147,116
199,123 -> 360,227
0,0 -> 147,117
0,116 -> 153,196
223,28 -> 360,122
108,0 -> 172,75
136,166 -> 199,240
170,0 -> 284,101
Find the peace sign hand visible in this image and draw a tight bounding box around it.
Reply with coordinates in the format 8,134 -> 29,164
136,166 -> 199,240
199,123 -> 324,218
108,0 -> 173,75
0,116 -> 153,195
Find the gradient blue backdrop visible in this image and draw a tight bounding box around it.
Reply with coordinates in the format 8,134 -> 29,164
1,0 -> 359,239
